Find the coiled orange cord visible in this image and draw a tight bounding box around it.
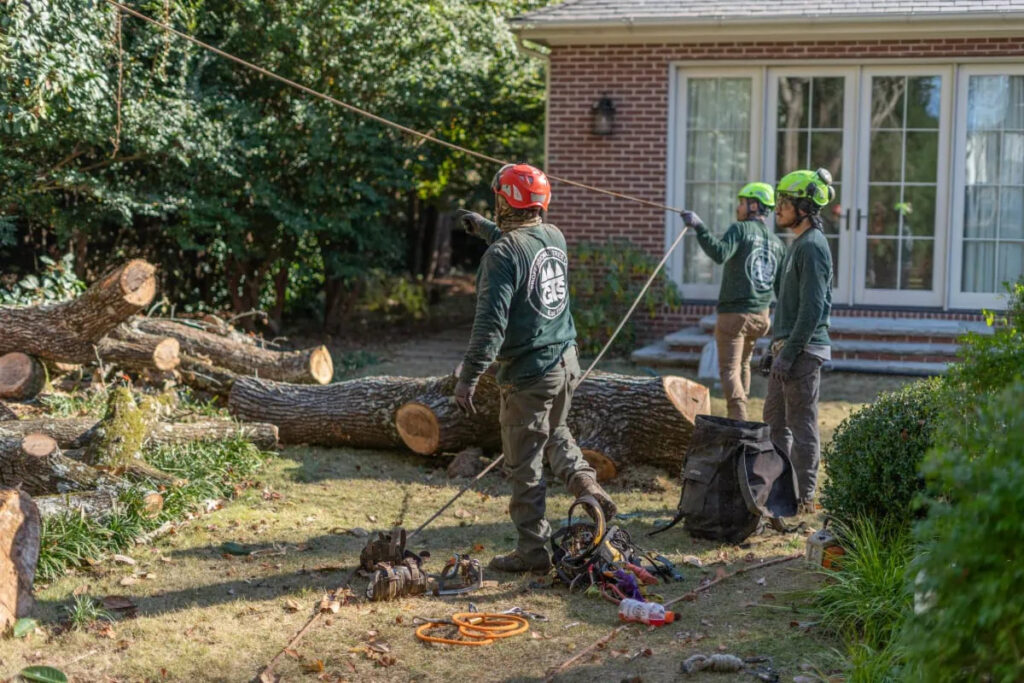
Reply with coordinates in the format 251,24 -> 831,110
415,613 -> 530,646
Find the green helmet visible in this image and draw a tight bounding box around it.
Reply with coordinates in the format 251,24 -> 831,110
737,182 -> 775,209
776,168 -> 835,207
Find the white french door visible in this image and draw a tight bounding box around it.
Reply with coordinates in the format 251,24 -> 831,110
853,67 -> 952,306
766,68 -> 858,305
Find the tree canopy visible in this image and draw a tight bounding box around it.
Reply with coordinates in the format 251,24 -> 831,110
1,0 -> 550,329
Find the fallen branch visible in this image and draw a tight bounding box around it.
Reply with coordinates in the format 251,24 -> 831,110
544,624 -> 629,682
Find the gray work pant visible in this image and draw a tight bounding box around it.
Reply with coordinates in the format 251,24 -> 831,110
500,346 -> 595,559
762,352 -> 824,501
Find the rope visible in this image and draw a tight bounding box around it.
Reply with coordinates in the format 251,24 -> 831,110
415,613 -> 530,646
103,0 -> 681,214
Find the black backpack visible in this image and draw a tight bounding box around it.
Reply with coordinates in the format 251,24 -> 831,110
652,415 -> 798,544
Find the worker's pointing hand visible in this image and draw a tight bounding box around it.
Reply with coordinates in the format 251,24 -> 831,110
679,210 -> 704,230
455,209 -> 485,236
454,379 -> 477,416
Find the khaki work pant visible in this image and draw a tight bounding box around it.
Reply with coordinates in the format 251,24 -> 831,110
715,310 -> 771,421
499,345 -> 595,560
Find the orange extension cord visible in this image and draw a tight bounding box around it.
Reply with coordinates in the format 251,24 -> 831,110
415,613 -> 530,647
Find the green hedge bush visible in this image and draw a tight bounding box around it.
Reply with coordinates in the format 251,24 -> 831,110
821,377 -> 947,529
902,379 -> 1024,682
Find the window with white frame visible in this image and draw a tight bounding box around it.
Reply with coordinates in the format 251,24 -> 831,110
961,74 -> 1024,295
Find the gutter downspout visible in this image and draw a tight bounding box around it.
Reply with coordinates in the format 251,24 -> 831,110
515,34 -> 551,170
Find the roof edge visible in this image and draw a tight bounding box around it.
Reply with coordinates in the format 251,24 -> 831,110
510,12 -> 1024,46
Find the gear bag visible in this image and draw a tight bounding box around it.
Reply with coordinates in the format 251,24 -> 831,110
651,415 -> 798,544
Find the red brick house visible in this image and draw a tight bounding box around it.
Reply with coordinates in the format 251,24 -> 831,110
509,0 -> 1024,372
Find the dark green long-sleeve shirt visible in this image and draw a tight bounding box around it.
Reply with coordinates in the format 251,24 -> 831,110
459,218 -> 576,389
772,227 -> 833,363
695,220 -> 786,313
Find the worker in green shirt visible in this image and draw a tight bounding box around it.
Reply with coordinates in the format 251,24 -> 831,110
761,168 -> 835,512
453,162 -> 617,574
679,183 -> 786,421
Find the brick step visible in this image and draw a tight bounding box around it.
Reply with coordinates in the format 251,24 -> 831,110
632,340 -> 948,377
697,314 -> 991,340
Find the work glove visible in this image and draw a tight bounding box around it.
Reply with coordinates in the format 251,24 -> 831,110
679,210 -> 705,231
454,379 -> 477,416
770,355 -> 794,383
759,353 -> 774,378
455,209 -> 485,236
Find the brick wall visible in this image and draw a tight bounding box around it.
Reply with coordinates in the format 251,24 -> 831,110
547,36 -> 1024,331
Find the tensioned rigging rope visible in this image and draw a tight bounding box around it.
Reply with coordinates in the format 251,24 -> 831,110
104,0 -> 692,381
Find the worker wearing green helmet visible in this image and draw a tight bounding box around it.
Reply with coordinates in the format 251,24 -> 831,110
679,182 -> 786,421
761,167 -> 835,513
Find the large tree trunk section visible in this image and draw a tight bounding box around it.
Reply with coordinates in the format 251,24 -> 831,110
569,374 -> 710,477
32,489 -> 163,520
228,375 -> 460,447
100,325 -> 181,372
0,416 -> 278,451
0,434 -> 109,495
0,353 -> 46,401
132,318 -> 333,384
0,260 -> 156,363
394,376 -> 501,455
0,488 -> 40,630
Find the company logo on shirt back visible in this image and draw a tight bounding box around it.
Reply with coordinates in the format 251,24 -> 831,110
746,247 -> 779,292
528,247 -> 569,319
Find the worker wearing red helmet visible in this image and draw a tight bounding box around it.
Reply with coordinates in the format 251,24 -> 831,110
454,162 -> 617,574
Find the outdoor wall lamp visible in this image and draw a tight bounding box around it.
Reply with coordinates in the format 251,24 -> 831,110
591,95 -> 616,136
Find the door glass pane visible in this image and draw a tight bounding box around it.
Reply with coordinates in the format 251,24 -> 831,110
776,75 -> 845,289
962,74 -> 1024,293
864,74 -> 941,291
683,77 -> 752,285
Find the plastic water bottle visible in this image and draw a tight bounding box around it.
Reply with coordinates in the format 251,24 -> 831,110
617,598 -> 676,626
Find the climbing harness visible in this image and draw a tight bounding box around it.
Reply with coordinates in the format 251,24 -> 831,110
550,496 -> 680,602
359,526 -> 421,572
365,556 -> 430,602
413,612 -> 530,647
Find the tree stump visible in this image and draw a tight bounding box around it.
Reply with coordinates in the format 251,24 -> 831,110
0,260 -> 156,363
0,353 -> 46,401
0,488 -> 40,631
132,318 -> 333,384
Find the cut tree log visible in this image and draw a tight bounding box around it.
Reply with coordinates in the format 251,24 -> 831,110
0,488 -> 40,631
0,352 -> 47,401
0,433 -> 109,495
32,489 -> 163,520
0,402 -> 16,422
227,371 -> 709,477
0,416 -> 279,451
0,260 -> 156,363
175,355 -> 240,397
228,374 -> 499,448
132,317 -> 333,384
99,325 -> 180,372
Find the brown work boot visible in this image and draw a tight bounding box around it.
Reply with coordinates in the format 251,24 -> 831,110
567,473 -> 618,520
488,550 -> 552,574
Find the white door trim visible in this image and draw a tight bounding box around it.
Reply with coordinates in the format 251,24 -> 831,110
948,63 -> 1024,311
853,65 -> 953,307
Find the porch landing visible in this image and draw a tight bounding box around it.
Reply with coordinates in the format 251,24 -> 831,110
632,314 -> 993,376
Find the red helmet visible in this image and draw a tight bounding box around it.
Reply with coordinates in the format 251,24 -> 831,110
492,163 -> 551,210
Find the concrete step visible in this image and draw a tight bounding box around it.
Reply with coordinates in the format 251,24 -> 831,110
664,333 -> 958,359
697,314 -> 991,339
632,340 -> 949,376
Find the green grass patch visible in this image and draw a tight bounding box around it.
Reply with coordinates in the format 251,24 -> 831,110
36,437 -> 266,582
39,388 -> 110,418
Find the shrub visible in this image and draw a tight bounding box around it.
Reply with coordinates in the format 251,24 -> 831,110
821,377 -> 946,529
569,241 -> 682,357
901,379 -> 1024,682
